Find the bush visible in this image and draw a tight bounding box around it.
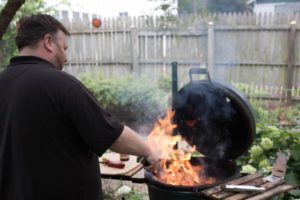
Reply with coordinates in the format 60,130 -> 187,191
237,104 -> 300,199
79,71 -> 170,133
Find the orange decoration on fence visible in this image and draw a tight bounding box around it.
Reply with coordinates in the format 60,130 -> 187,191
92,17 -> 102,28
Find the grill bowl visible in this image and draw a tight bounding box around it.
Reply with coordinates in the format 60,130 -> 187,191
145,157 -> 240,200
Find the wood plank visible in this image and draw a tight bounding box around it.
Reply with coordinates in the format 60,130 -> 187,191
224,190 -> 256,200
211,190 -> 235,199
210,178 -> 270,200
201,174 -> 263,197
124,163 -> 143,177
224,179 -> 286,200
130,168 -> 147,184
247,184 -> 297,200
260,179 -> 286,189
220,174 -> 263,186
100,164 -> 146,183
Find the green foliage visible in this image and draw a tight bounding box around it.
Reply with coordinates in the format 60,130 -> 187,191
251,104 -> 270,122
287,144 -> 300,185
178,0 -> 207,15
237,104 -> 300,198
207,0 -> 248,13
157,74 -> 172,92
103,186 -> 147,200
156,0 -> 248,16
153,0 -> 179,30
79,71 -> 170,130
120,190 -> 148,200
233,83 -> 271,97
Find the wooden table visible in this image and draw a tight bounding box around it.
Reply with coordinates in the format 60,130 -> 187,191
101,163 -> 146,183
99,152 -> 146,183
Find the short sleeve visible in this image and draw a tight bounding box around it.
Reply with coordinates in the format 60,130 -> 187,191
62,82 -> 124,156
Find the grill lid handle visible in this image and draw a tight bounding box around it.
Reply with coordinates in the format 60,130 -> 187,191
189,68 -> 212,83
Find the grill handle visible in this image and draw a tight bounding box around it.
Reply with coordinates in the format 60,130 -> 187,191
189,68 -> 212,83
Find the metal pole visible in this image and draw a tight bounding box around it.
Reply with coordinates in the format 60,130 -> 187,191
171,61 -> 178,147
171,61 -> 178,109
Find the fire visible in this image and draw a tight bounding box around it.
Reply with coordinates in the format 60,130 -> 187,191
147,109 -> 215,186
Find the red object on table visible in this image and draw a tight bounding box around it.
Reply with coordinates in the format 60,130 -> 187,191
101,158 -> 125,169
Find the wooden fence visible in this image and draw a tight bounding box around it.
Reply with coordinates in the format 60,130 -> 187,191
58,11 -> 300,103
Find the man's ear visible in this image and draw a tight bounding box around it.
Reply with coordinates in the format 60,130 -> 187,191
43,34 -> 55,52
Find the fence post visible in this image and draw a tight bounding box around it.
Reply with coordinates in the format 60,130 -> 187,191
130,27 -> 138,72
286,20 -> 296,105
207,21 -> 214,78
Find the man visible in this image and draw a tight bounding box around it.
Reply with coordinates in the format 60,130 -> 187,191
0,14 -> 158,200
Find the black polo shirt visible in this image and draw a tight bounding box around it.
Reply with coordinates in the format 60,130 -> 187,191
0,56 -> 124,200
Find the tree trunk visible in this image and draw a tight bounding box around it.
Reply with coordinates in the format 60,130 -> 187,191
0,0 -> 25,40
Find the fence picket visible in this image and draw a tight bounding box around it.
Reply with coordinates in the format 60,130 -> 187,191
59,11 -> 300,101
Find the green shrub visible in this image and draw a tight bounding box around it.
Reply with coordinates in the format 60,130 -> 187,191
237,105 -> 300,199
79,71 -> 170,131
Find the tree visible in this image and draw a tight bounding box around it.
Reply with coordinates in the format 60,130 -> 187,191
177,0 -> 249,15
0,0 -> 25,40
207,0 -> 249,13
178,0 -> 206,15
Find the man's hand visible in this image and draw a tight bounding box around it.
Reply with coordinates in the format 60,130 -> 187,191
138,150 -> 161,174
145,149 -> 160,166
110,126 -> 162,173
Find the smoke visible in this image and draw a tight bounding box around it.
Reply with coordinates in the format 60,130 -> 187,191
173,82 -> 236,160
106,75 -> 169,135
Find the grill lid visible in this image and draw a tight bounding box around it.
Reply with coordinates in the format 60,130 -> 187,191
173,68 -> 255,160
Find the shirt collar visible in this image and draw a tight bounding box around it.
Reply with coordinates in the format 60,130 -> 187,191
9,56 -> 55,69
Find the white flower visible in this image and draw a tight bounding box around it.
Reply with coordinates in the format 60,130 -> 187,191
115,185 -> 132,196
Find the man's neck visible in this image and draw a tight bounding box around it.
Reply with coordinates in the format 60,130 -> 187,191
19,47 -> 51,64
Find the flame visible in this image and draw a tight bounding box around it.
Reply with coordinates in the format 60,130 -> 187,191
147,109 -> 215,186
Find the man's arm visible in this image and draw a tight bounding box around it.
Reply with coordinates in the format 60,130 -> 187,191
109,126 -> 159,164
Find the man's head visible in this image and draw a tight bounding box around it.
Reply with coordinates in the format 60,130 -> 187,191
16,14 -> 70,70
